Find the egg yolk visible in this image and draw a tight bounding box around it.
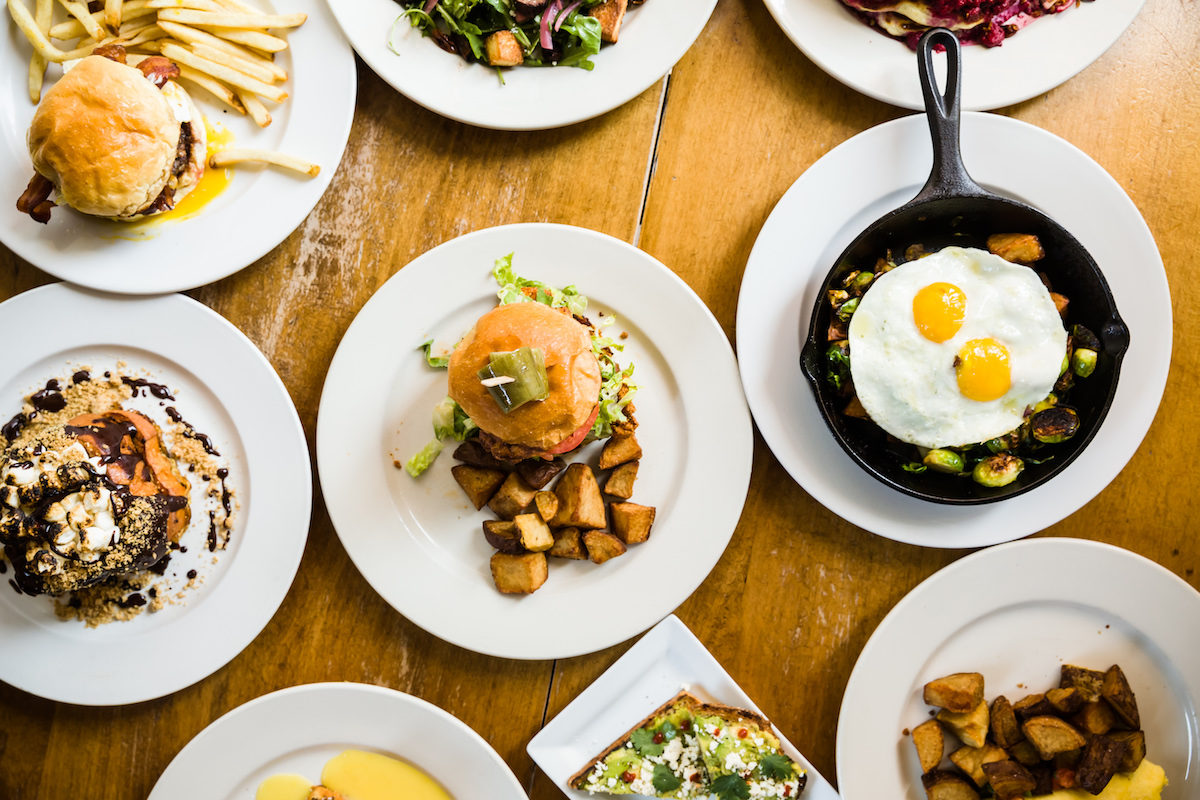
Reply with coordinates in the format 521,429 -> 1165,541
956,338 -> 1012,402
912,282 -> 966,342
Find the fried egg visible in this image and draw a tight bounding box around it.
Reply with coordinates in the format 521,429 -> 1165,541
848,246 -> 1067,448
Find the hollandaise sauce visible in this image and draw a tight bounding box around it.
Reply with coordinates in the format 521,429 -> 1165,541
254,750 -> 452,800
254,773 -> 313,800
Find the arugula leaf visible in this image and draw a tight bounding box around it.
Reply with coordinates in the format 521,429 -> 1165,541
651,764 -> 683,793
420,339 -> 450,369
556,14 -> 601,69
712,774 -> 750,800
758,753 -> 794,781
630,727 -> 664,757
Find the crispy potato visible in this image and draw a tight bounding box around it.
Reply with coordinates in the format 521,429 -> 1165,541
598,432 -> 641,470
912,719 -> 944,774
1050,292 -> 1069,318
451,464 -> 506,510
920,770 -> 980,800
1075,735 -> 1130,795
1100,665 -> 1140,729
482,520 -> 523,554
587,0 -> 626,42
1073,700 -> 1117,735
1012,693 -> 1054,720
924,673 -> 985,714
1021,716 -> 1086,760
488,472 -> 537,520
484,29 -> 522,66
533,491 -> 558,522
453,439 -> 507,470
1108,730 -> 1146,772
1060,665 -> 1106,703
550,464 -> 606,530
610,502 -> 655,544
1054,747 -> 1082,769
583,530 -> 626,564
981,760 -> 1036,799
489,551 -> 547,594
517,457 -> 566,490
990,696 -> 1023,748
603,460 -> 638,499
514,513 -> 553,552
1008,740 -> 1042,767
948,744 -> 1007,788
548,527 -> 587,560
1046,687 -> 1084,715
986,233 -> 1045,264
937,700 -> 989,749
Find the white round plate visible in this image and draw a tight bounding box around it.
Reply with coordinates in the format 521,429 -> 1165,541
149,682 -> 527,799
0,285 -> 310,705
0,0 -> 356,294
317,222 -> 752,660
764,0 -> 1145,111
835,538 -> 1200,799
736,112 -> 1170,548
328,0 -> 716,130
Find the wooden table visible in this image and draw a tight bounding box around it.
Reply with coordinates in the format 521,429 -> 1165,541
2,1 -> 1198,797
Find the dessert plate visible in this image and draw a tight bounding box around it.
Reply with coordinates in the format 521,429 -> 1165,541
149,682 -> 526,799
764,0 -> 1145,110
737,112 -> 1169,548
0,0 -> 355,294
317,223 -> 753,660
0,285 -> 310,705
836,538 -> 1200,799
328,0 -> 716,130
529,614 -> 840,799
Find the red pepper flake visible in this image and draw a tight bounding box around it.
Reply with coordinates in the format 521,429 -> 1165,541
681,720 -> 691,731
713,727 -> 722,736
621,770 -> 636,784
652,732 -> 664,744
784,786 -> 793,797
737,728 -> 748,738
689,773 -> 701,783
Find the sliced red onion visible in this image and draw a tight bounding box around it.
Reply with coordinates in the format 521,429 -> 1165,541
539,0 -> 561,49
423,0 -> 438,12
554,0 -> 583,31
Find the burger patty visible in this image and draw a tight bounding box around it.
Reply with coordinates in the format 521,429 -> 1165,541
139,122 -> 194,216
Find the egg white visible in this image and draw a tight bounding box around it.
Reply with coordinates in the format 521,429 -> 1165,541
847,246 -> 1067,448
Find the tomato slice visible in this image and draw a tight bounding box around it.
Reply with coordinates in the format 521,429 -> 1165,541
546,404 -> 599,455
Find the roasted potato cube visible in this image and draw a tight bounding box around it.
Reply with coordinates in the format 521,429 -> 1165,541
451,464 -> 506,510
1022,716 -> 1086,760
533,490 -> 559,522
598,432 -> 641,469
1101,664 -> 1140,729
517,457 -> 566,490
489,551 -> 547,594
453,439 -> 506,470
924,673 -> 985,713
514,513 -> 554,552
1050,292 -> 1069,318
912,719 -> 944,774
986,233 -> 1045,264
1031,764 -> 1056,795
948,744 -> 1007,787
921,770 -> 980,800
1060,665 -> 1106,703
1108,730 -> 1146,772
583,530 -> 626,564
587,0 -> 627,43
482,520 -> 524,554
610,502 -> 655,544
1012,693 -> 1055,719
1054,748 -> 1083,769
937,700 -> 989,749
1009,740 -> 1042,767
1075,735 -> 1130,794
548,527 -> 588,560
1047,687 -> 1084,715
603,460 -> 638,499
1073,700 -> 1117,735
485,30 -> 523,66
990,696 -> 1023,748
982,760 -> 1037,800
550,464 -> 606,529
488,472 -> 537,520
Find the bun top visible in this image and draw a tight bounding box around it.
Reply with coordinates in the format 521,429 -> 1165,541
27,56 -> 180,218
449,302 -> 602,450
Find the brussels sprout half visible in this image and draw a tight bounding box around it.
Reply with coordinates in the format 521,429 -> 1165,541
973,454 -> 1024,488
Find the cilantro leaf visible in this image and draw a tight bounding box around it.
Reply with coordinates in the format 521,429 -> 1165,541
630,727 -> 664,757
419,339 -> 450,369
759,753 -> 794,781
651,764 -> 682,793
660,720 -> 677,741
712,774 -> 750,800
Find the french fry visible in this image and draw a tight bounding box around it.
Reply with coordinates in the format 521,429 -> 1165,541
209,148 -> 318,177
191,41 -> 275,83
7,0 -> 74,62
56,0 -> 105,40
49,3 -> 153,38
161,41 -> 287,102
176,65 -> 246,113
193,25 -> 286,51
235,88 -> 271,127
27,0 -> 52,102
147,0 -> 224,11
158,20 -> 286,80
115,24 -> 166,47
157,7 -> 306,28
105,0 -> 121,27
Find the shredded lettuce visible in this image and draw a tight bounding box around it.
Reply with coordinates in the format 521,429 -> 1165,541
433,396 -> 478,441
404,438 -> 444,477
493,254 -> 587,315
420,339 -> 450,369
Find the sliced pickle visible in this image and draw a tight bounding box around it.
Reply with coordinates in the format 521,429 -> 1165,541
478,347 -> 549,413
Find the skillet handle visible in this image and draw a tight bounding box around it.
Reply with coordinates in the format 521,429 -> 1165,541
913,28 -> 987,202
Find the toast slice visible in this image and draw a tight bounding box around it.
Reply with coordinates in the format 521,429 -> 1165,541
690,702 -> 807,798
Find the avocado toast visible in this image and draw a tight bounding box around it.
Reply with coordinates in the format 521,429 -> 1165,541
569,691 -> 806,798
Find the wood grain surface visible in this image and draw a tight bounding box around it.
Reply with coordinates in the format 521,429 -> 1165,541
2,0 -> 1198,798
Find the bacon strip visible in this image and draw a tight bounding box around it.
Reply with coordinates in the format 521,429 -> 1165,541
92,43 -> 128,63
17,174 -> 55,224
137,56 -> 181,88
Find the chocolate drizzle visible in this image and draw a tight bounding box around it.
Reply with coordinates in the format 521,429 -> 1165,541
121,377 -> 174,401
165,406 -> 220,456
30,380 -> 65,412
71,370 -> 91,384
2,414 -> 26,442
216,467 -> 231,517
206,510 -> 217,552
64,418 -> 144,479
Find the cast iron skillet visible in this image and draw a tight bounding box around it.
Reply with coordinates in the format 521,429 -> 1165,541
799,27 -> 1130,505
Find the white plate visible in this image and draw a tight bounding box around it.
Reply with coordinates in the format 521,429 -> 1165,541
763,0 -> 1145,110
0,284 -> 310,705
835,538 -> 1200,799
736,112 -> 1169,548
149,682 -> 528,799
328,0 -> 716,130
528,614 -> 840,800
317,223 -> 752,660
0,0 -> 356,294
